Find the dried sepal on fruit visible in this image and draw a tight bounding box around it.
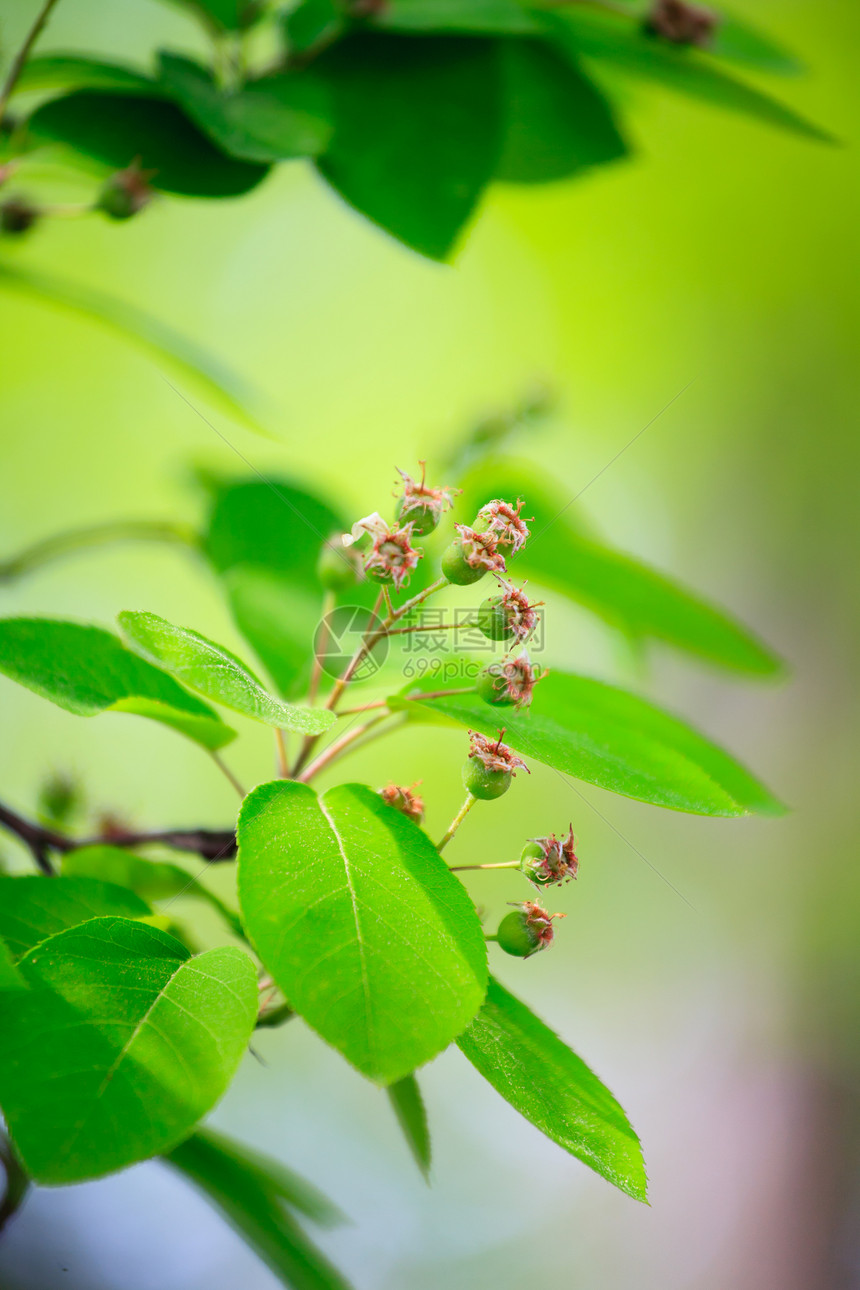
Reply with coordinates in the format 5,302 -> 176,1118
475,498 -> 532,555
520,826 -> 579,887
379,782 -> 425,825
346,514 -> 423,591
495,901 -> 564,958
462,728 -> 528,800
476,654 -> 545,710
441,524 -> 507,586
96,160 -> 155,221
395,462 -> 459,536
477,580 -> 542,644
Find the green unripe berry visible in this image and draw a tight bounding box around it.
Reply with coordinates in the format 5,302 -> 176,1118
396,496 -> 439,536
476,666 -> 514,707
317,537 -> 360,591
477,595 -> 515,641
496,910 -> 540,957
441,539 -> 487,586
462,758 -> 511,800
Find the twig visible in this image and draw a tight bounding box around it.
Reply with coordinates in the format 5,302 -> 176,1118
0,799 -> 237,865
337,686 -> 475,716
210,751 -> 245,799
0,0 -> 63,131
274,728 -> 289,778
298,714 -> 392,783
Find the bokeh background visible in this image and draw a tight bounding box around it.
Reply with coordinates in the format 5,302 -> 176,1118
1,0 -> 858,1286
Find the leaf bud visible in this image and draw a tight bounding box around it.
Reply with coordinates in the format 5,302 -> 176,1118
643,0 -> 718,46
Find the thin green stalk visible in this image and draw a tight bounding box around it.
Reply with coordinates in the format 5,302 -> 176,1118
437,794 -> 476,852
209,752 -> 245,800
449,861 -> 520,872
0,519 -> 198,584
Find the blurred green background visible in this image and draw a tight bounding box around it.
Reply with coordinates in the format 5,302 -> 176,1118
1,0 -> 858,1286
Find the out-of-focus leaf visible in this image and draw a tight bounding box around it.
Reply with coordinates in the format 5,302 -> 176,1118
167,1127 -> 344,1226
157,0 -> 266,32
457,976 -> 647,1200
0,617 -> 236,750
14,55 -> 157,97
496,38 -> 627,183
315,33 -> 501,259
458,458 -> 782,675
62,846 -> 242,937
204,478 -> 345,578
702,11 -> 803,74
237,781 -> 488,1083
0,917 -> 257,1184
408,670 -> 785,816
0,263 -> 265,433
0,940 -> 25,992
0,875 -> 151,960
165,1129 -> 351,1290
224,565 -> 320,698
283,0 -> 345,54
158,54 -> 333,163
28,92 -> 271,196
118,611 -> 335,735
544,8 -> 832,141
375,0 -> 538,34
387,1075 -> 431,1179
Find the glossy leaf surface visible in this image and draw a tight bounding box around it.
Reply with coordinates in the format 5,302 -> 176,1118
237,781 -> 488,1082
0,918 -> 257,1183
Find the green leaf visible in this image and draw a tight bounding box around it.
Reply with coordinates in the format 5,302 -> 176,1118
14,54 -> 157,97
458,458 -> 782,675
158,54 -> 333,163
408,670 -> 784,816
0,917 -> 258,1183
496,38 -> 627,183
237,780 -> 488,1082
283,0 -> 345,53
387,1074 -> 431,1180
224,566 -> 321,699
0,618 -> 236,750
0,939 -> 25,992
165,1130 -> 351,1290
544,8 -> 832,142
28,92 -> 271,196
376,0 -> 539,34
0,875 -> 152,960
118,610 -> 334,736
167,1126 -> 344,1226
457,976 -> 647,1201
204,477 -> 346,579
0,263 -> 266,434
315,33 -> 502,259
157,0 -> 266,32
703,11 -> 803,74
62,846 -> 242,938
